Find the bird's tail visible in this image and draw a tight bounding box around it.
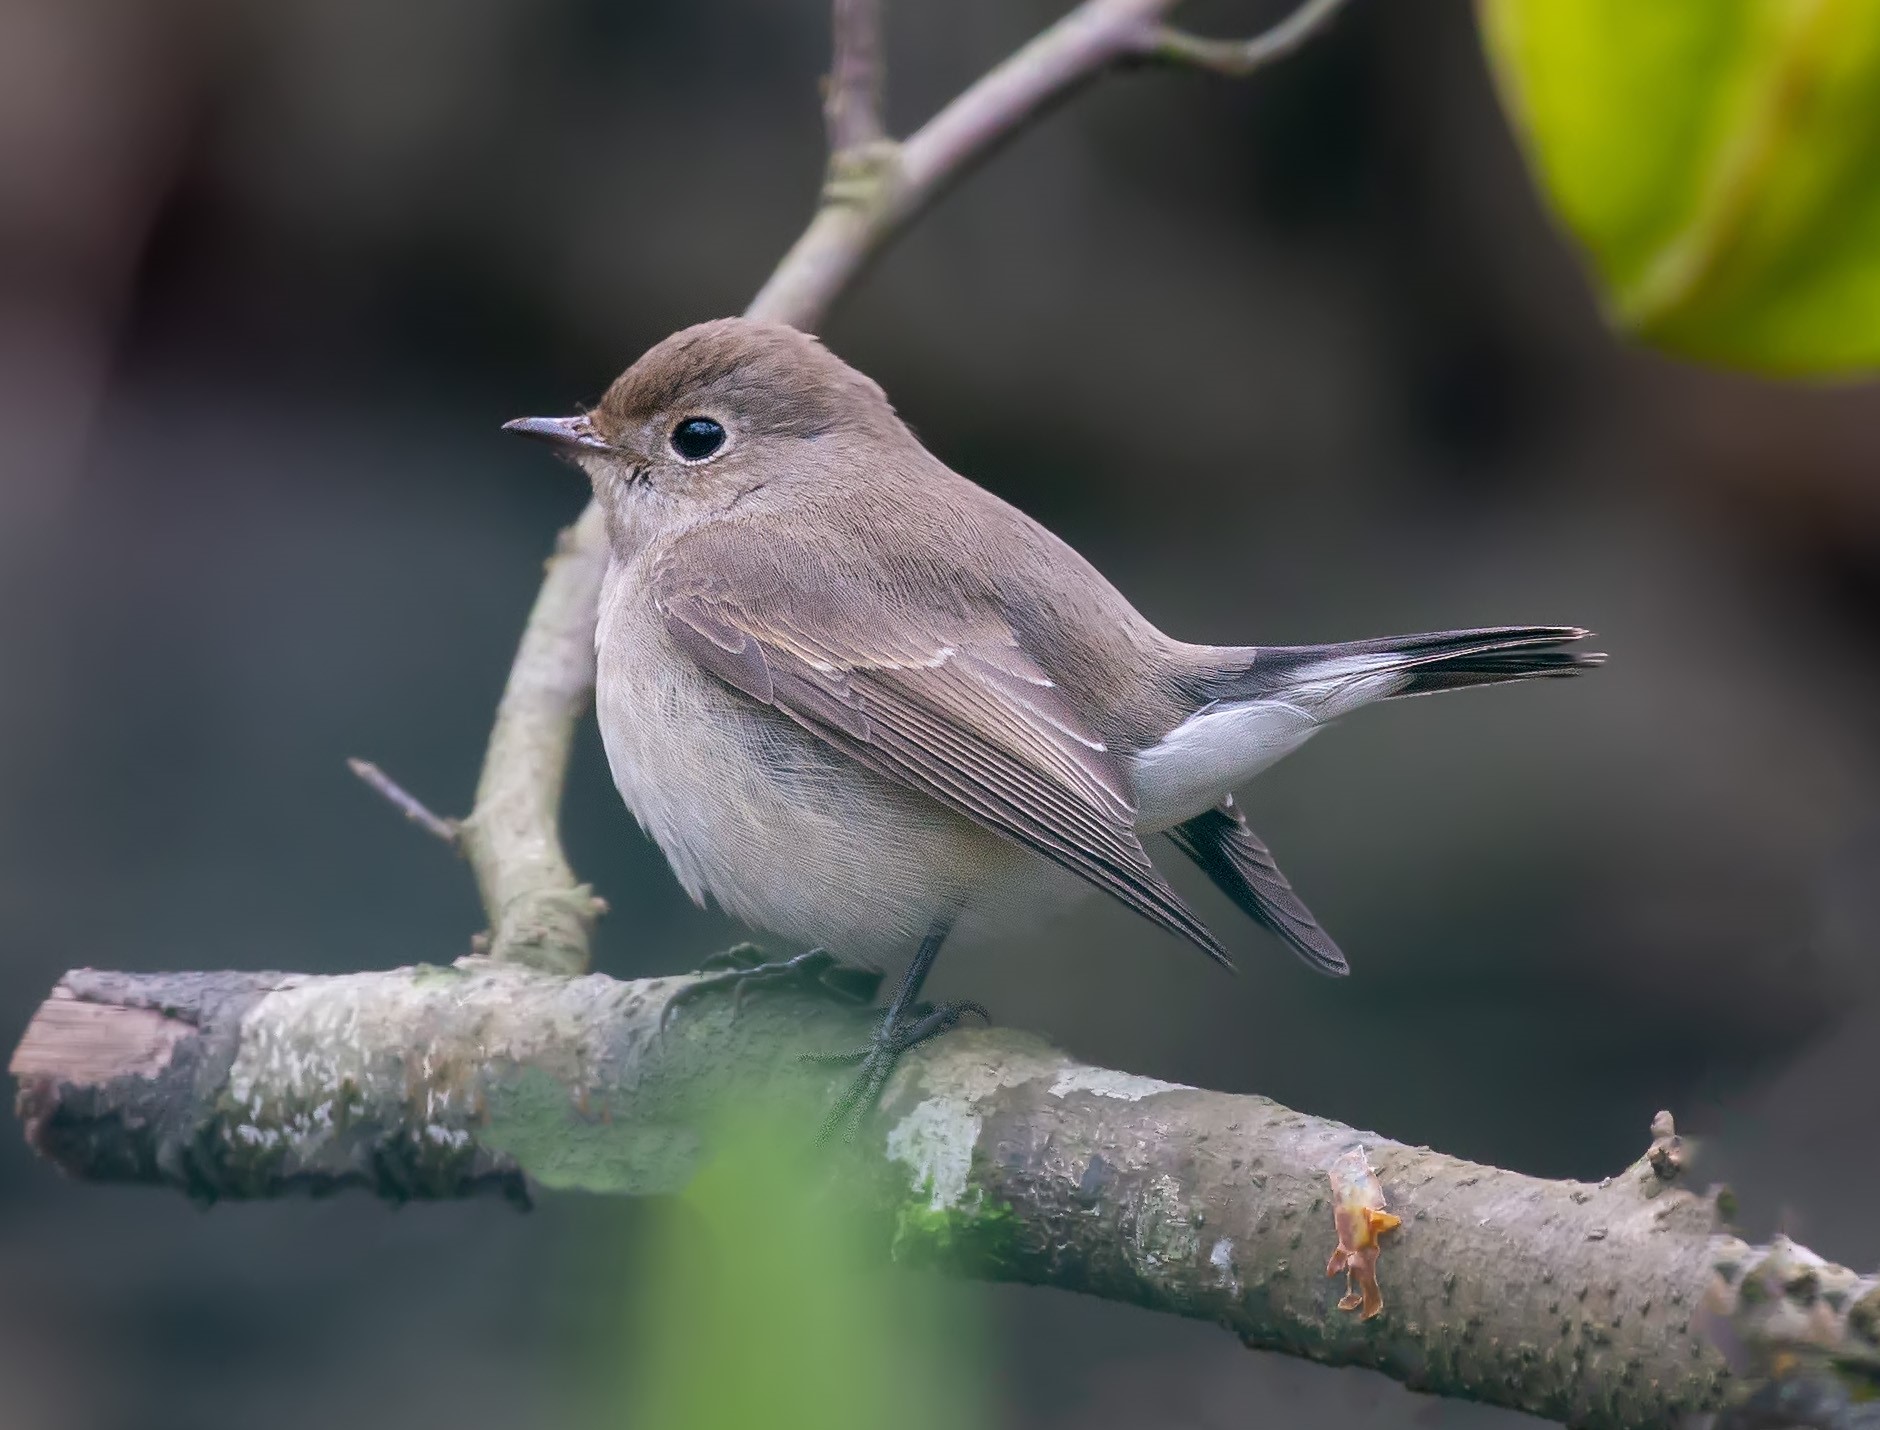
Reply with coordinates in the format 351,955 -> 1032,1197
1145,627 -> 1598,972
1134,625 -> 1600,835
1207,625 -> 1603,711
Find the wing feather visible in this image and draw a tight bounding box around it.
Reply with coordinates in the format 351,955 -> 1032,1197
653,533 -> 1231,967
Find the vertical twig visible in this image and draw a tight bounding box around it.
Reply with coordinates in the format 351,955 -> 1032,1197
825,0 -> 887,153
456,509 -> 611,976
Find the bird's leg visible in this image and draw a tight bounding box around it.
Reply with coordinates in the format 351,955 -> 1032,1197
803,920 -> 990,1143
660,944 -> 882,1033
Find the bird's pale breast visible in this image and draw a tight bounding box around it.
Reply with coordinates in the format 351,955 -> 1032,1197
594,554 -> 1019,962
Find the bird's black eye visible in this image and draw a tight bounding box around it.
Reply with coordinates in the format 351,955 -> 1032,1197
670,416 -> 726,462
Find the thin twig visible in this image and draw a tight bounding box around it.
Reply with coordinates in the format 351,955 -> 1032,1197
346,758 -> 460,847
825,0 -> 886,153
1140,0 -> 1355,76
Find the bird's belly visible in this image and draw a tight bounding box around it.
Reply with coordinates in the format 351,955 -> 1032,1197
596,621 -> 1013,961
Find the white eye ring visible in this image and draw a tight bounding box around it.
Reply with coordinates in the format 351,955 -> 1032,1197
670,416 -> 728,463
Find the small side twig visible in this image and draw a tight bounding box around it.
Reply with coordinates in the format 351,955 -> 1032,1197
347,758 -> 460,847
1137,0 -> 1354,76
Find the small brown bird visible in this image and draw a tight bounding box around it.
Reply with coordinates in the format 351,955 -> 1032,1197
507,318 -> 1599,1135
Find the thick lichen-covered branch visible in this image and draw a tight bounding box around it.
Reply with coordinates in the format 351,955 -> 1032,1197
467,0 -> 1352,973
13,965 -> 1877,1428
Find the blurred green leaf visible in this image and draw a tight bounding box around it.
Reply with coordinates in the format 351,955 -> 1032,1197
1479,0 -> 1880,375
597,1112 -> 986,1430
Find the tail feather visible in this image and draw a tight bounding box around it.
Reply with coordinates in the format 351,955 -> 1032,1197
1133,623 -> 1601,834
1211,625 -> 1604,705
1168,796 -> 1349,977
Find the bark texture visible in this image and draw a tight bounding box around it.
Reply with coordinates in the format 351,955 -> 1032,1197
14,963 -> 1877,1428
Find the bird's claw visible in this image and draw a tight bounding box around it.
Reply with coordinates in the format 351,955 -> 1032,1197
694,942 -> 769,975
805,998 -> 992,1142
660,947 -> 880,1034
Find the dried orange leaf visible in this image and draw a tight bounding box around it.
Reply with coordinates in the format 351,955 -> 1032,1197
1327,1145 -> 1401,1320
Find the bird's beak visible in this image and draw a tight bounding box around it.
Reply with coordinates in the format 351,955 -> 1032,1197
501,413 -> 608,454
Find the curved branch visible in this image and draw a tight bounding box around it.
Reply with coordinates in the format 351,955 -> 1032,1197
13,964 -> 1876,1428
468,0 -> 1346,972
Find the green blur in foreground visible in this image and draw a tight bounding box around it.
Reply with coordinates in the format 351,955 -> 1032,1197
608,1113 -> 987,1430
1479,0 -> 1880,376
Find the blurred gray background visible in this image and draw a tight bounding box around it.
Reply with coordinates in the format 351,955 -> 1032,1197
3,0 -> 1878,1425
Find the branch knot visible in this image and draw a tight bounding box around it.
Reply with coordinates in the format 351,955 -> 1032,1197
482,884 -> 607,977
822,139 -> 905,213
1648,1108 -> 1687,1182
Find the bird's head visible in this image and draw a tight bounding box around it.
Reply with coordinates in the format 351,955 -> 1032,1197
503,317 -> 900,534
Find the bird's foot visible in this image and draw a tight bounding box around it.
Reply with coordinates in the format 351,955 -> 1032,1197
660,946 -> 881,1033
804,999 -> 992,1143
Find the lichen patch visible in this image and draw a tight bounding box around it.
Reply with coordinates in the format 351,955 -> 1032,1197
1210,1237 -> 1242,1296
1049,1066 -> 1187,1102
885,1096 -> 982,1211
1130,1172 -> 1200,1272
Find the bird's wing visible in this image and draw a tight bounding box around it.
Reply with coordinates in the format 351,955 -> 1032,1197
651,528 -> 1231,967
1167,795 -> 1347,976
